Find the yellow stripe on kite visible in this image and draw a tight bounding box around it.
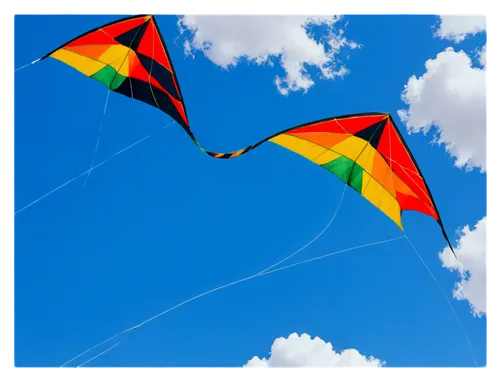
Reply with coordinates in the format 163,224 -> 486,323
98,45 -> 131,75
270,134 -> 328,161
361,173 -> 402,229
312,150 -> 342,165
51,49 -> 105,77
331,136 -> 368,162
355,145 -> 376,173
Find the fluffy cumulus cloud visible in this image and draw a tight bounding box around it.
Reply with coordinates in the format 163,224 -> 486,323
434,16 -> 486,43
439,217 -> 486,317
398,47 -> 486,172
478,44 -> 486,68
178,16 -> 359,95
244,333 -> 384,367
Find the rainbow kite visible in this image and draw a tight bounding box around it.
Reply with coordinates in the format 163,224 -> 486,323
36,14 -> 455,255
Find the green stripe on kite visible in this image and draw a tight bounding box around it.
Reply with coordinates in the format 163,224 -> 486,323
322,156 -> 364,193
348,162 -> 364,193
91,65 -> 127,90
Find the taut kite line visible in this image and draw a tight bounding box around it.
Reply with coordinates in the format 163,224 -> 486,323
23,14 -> 455,256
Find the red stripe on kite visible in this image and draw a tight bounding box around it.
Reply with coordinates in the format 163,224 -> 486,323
288,119 -> 348,135
335,114 -> 387,134
135,20 -> 173,72
101,16 -> 148,39
66,29 -> 118,47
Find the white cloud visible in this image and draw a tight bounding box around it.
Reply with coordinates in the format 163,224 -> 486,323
178,16 -> 359,95
398,47 -> 486,172
439,217 -> 486,317
434,16 -> 486,43
244,333 -> 384,367
478,45 -> 486,68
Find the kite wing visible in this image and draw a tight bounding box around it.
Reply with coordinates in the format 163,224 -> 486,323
206,113 -> 454,253
41,15 -> 190,132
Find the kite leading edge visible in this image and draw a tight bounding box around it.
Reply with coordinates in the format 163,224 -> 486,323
40,15 -> 193,136
32,14 -> 456,257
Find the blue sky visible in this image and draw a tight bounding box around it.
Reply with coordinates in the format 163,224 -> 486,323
14,15 -> 486,367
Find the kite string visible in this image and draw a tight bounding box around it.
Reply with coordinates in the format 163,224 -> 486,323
76,343 -> 122,368
136,183 -> 348,329
83,89 -> 111,188
67,235 -> 404,367
14,57 -> 41,72
82,22 -> 144,189
15,122 -> 175,215
63,182 -> 348,366
404,235 -> 478,367
256,182 -> 348,275
260,235 -> 405,277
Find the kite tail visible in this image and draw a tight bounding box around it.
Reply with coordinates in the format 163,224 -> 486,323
203,145 -> 256,159
195,137 -> 272,159
186,124 -> 274,159
186,130 -> 262,160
